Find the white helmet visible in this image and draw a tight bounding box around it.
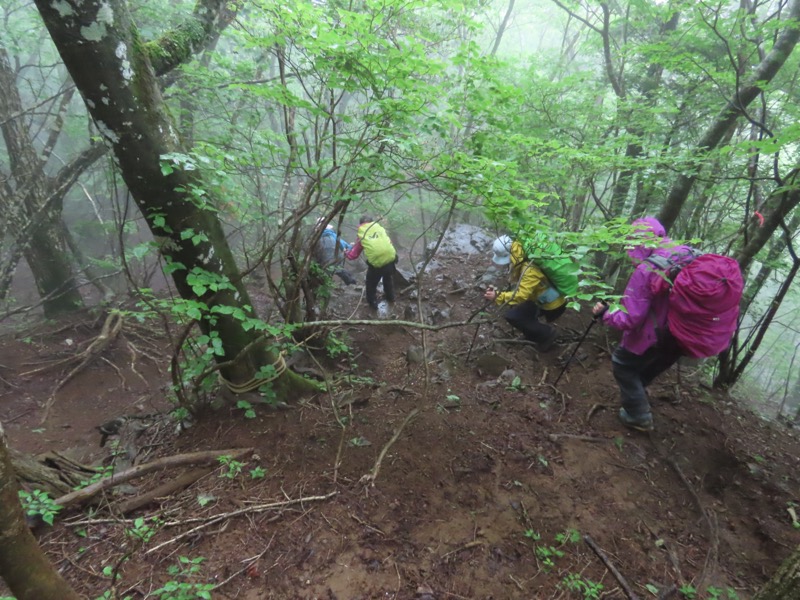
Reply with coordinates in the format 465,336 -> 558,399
491,236 -> 512,265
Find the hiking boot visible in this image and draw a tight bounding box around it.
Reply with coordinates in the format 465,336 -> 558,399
535,328 -> 558,353
618,408 -> 654,432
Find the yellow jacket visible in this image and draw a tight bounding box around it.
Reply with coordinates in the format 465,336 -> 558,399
496,241 -> 565,310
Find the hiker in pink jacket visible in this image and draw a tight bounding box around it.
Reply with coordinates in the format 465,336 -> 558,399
591,217 -> 692,431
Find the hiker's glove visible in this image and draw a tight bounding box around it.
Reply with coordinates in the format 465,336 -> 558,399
592,301 -> 608,318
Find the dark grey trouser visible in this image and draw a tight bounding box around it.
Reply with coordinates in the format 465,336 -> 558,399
504,301 -> 566,343
333,268 -> 356,285
611,337 -> 682,418
365,261 -> 396,307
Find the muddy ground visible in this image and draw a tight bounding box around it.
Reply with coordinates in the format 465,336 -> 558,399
1,248 -> 799,600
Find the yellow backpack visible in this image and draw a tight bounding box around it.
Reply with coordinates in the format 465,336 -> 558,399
357,222 -> 396,267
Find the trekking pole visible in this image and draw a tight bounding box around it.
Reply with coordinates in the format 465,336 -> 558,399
553,304 -> 606,386
465,286 -> 499,362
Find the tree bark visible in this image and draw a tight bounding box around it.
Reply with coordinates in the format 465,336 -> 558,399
0,48 -> 85,317
658,0 -> 800,231
753,544 -> 800,600
34,0 -> 315,393
0,423 -> 83,600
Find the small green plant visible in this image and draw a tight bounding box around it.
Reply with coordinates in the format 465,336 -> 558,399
534,544 -> 564,569
505,375 -> 524,391
436,391 -> 461,414
249,466 -> 267,479
152,556 -> 213,600
95,593 -> 132,600
325,331 -> 351,358
217,455 -> 245,479
348,436 -> 371,447
613,436 -> 625,451
524,529 -> 541,541
77,464 -> 115,489
18,489 -> 62,525
679,584 -> 697,599
561,573 -> 604,599
555,528 -> 581,544
126,517 -> 160,544
706,587 -> 739,600
236,399 -> 257,419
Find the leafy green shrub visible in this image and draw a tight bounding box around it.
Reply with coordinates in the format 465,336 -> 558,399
153,556 -> 213,600
18,489 -> 62,525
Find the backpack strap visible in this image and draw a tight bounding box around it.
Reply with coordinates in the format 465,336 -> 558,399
644,254 -> 674,270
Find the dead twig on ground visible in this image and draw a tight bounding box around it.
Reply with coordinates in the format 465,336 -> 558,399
145,491 -> 337,554
584,534 -> 640,600
359,408 -> 419,487
440,539 -> 484,561
586,403 -> 605,423
210,536 -> 274,591
548,434 -> 606,443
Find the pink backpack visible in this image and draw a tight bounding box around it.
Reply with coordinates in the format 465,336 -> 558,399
648,252 -> 744,358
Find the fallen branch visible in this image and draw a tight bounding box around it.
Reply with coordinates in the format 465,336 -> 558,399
548,434 -> 606,443
584,534 -> 640,600
115,467 -> 214,514
145,491 -> 337,554
54,448 -> 253,509
359,408 -> 419,487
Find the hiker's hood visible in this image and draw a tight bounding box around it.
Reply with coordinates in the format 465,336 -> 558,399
510,240 -> 526,267
627,217 -> 670,262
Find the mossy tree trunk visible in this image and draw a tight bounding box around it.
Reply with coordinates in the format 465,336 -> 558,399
753,544 -> 800,600
33,0 -> 314,393
0,423 -> 82,600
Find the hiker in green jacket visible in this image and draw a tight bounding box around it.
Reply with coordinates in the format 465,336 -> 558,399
345,216 -> 398,309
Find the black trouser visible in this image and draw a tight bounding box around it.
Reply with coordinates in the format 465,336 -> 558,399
365,261 -> 396,307
504,301 -> 565,343
333,268 -> 356,285
611,335 -> 683,418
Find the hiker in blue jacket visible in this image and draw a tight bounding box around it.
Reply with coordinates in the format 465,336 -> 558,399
314,221 -> 356,285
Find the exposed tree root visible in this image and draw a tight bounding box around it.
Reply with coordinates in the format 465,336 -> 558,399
663,455 -> 719,591
33,311 -> 124,424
